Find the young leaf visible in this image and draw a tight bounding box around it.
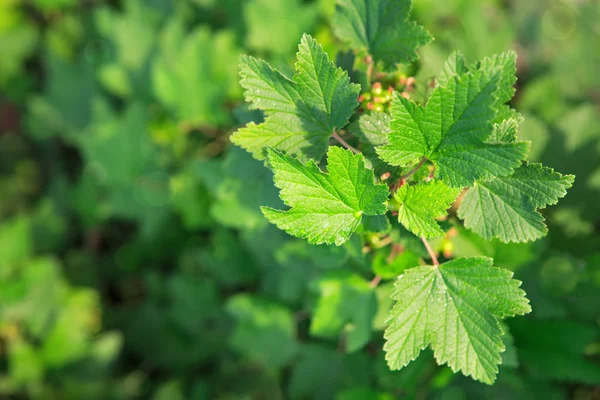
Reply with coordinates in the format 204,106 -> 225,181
377,64 -> 529,187
384,257 -> 531,385
231,34 -> 360,161
458,163 -> 575,243
436,50 -> 468,88
332,0 -> 432,69
392,181 -> 461,238
261,146 -> 388,245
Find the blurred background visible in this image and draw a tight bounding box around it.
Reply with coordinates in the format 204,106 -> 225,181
0,0 -> 599,398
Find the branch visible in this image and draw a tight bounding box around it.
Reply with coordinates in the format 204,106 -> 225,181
420,236 -> 439,266
332,131 -> 360,154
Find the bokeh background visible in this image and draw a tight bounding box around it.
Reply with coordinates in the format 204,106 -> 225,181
0,0 -> 599,398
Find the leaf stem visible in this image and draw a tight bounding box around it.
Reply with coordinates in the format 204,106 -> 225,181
366,55 -> 374,87
399,158 -> 427,181
369,275 -> 382,288
332,131 -> 360,154
390,158 -> 427,191
420,236 -> 439,266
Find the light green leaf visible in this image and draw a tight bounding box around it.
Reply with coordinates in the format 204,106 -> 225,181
458,163 -> 575,242
332,0 -> 432,69
349,112 -> 398,177
377,54 -> 528,187
384,257 -> 531,384
393,181 -> 461,238
244,0 -> 317,55
226,294 -> 298,369
309,270 -> 377,352
231,34 -> 360,161
152,25 -> 240,126
488,118 -> 519,143
436,50 -> 468,88
262,146 -> 389,245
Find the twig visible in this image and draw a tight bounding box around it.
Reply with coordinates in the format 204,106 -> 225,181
399,158 -> 427,181
420,236 -> 439,266
390,158 -> 427,191
365,55 -> 374,87
370,275 -> 382,288
332,131 -> 360,154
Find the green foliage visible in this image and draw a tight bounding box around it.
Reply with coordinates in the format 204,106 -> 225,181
231,34 -> 360,161
392,181 -> 460,238
262,146 -> 388,245
309,270 -> 377,352
0,0 -> 597,398
333,0 -> 432,69
384,257 -> 530,384
152,24 -> 240,126
458,163 -> 574,242
377,54 -> 529,187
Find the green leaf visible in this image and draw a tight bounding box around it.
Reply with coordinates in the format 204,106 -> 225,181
384,257 -> 531,384
488,118 -> 519,143
458,163 -> 575,242
244,0 -> 318,55
262,146 -> 389,245
377,54 -> 528,187
349,112 -> 398,177
436,50 -> 468,88
226,294 -> 298,369
510,319 -> 600,384
231,34 -> 360,161
152,25 -> 240,126
392,181 -> 461,238
332,0 -> 432,69
309,270 -> 377,352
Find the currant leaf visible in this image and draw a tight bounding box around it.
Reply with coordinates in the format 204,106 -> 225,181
384,257 -> 531,385
231,34 -> 360,161
377,53 -> 528,187
332,0 -> 432,69
393,181 -> 461,238
262,146 -> 389,245
458,163 -> 575,242
377,62 -> 529,187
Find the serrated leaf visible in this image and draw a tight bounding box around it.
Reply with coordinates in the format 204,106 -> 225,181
231,34 -> 360,161
377,53 -> 528,187
436,50 -> 468,88
351,112 -> 391,147
458,163 -> 575,243
384,257 -> 531,384
332,0 -> 432,69
349,112 -> 398,177
262,146 -> 388,245
393,181 -> 461,238
488,118 -> 519,143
